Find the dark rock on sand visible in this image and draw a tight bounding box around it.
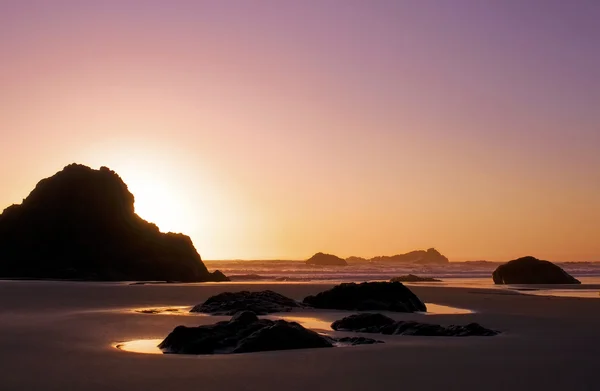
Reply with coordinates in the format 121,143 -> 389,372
370,248 -> 449,264
159,311 -> 333,354
390,274 -> 441,283
331,312 -> 396,332
191,290 -> 302,315
0,164 -> 228,282
306,252 -> 348,266
303,282 -> 427,312
492,256 -> 580,284
234,319 -> 332,353
332,313 -> 498,336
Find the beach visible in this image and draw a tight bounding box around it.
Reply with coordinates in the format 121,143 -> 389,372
0,280 -> 599,391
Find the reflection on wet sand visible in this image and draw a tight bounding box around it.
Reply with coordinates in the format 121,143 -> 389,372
422,303 -> 473,315
274,315 -> 334,330
114,302 -> 475,355
129,302 -> 474,319
114,339 -> 164,354
518,289 -> 600,299
131,306 -> 192,315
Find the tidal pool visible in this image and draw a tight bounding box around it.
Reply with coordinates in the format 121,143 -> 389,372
114,339 -> 164,354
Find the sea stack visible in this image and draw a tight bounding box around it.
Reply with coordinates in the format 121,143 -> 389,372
0,164 -> 227,282
305,252 -> 348,266
492,256 -> 580,284
369,248 -> 449,264
303,281 -> 427,312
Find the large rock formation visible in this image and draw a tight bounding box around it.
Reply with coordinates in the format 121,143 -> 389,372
305,252 -> 348,266
492,256 -> 580,285
369,248 -> 449,264
0,164 -> 227,282
191,290 -> 302,315
303,282 -> 427,312
331,313 -> 499,337
159,311 -> 334,354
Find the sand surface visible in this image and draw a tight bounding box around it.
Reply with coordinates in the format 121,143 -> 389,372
0,281 -> 599,390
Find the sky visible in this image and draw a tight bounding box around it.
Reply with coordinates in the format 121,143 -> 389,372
1,0 -> 599,261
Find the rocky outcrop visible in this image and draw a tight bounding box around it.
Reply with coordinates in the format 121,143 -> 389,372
492,256 -> 580,284
331,313 -> 499,336
159,311 -> 333,354
370,248 -> 449,264
191,290 -> 302,315
306,252 -> 348,266
0,164 -> 227,282
390,274 -> 441,283
331,313 -> 395,330
303,282 -> 427,312
210,270 -> 229,282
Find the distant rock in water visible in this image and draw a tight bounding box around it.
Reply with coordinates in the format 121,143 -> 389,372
331,313 -> 499,337
346,256 -> 368,263
492,256 -> 580,285
390,274 -> 441,283
464,260 -> 495,265
0,164 -> 227,282
370,248 -> 449,264
303,282 -> 427,312
159,311 -> 333,354
191,290 -> 302,315
306,252 -> 348,266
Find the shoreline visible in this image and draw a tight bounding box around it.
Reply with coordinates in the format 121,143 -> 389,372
2,276 -> 599,300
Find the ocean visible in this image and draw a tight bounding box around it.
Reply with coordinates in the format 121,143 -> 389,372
204,260 -> 600,283
203,260 -> 600,298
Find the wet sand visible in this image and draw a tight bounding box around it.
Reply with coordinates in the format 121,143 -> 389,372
0,281 -> 599,390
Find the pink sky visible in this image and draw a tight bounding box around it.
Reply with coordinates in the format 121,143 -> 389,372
1,1 -> 599,261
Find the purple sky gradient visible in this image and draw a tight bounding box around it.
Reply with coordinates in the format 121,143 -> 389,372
1,1 -> 599,260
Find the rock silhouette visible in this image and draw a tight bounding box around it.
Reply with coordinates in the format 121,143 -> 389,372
331,313 -> 499,336
303,282 -> 427,312
191,290 -> 302,315
306,252 -> 348,266
370,248 -> 449,264
159,311 -> 333,354
0,164 -> 227,282
492,256 -> 580,284
159,311 -> 382,354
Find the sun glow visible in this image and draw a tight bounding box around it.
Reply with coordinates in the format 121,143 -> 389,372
82,149 -> 204,236
77,141 -> 250,259
125,172 -> 188,234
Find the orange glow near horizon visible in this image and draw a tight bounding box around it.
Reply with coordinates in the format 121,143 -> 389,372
1,2 -> 599,262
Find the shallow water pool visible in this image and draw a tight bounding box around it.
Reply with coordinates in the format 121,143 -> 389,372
114,339 -> 164,354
